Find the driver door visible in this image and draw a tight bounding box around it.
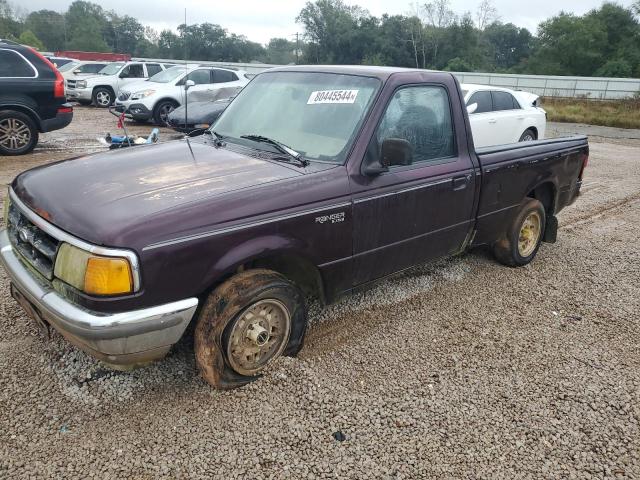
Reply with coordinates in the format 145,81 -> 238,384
350,84 -> 477,286
116,63 -> 145,93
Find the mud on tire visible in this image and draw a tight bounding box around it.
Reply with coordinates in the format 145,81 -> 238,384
493,198 -> 546,267
194,269 -> 308,389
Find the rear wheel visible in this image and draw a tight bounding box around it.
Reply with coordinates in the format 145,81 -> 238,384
153,100 -> 178,126
92,87 -> 114,108
493,198 -> 546,267
194,269 -> 308,389
519,129 -> 536,142
0,110 -> 38,156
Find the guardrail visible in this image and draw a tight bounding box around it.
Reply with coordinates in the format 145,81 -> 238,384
132,57 -> 640,99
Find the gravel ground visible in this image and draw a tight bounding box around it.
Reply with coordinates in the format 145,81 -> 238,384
0,109 -> 639,478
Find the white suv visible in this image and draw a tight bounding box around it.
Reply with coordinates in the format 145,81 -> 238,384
114,65 -> 249,125
66,61 -> 175,107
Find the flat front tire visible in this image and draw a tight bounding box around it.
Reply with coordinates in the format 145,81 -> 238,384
0,110 -> 38,156
194,269 -> 308,389
494,198 -> 546,267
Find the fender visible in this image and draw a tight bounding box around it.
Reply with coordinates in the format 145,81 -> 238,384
0,98 -> 42,130
200,234 -> 318,294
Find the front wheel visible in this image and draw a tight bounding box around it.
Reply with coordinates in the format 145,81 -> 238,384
92,87 -> 114,108
153,100 -> 178,126
0,110 -> 39,156
493,198 -> 546,267
194,269 -> 308,389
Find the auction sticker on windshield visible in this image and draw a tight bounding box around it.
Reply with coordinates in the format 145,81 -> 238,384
307,90 -> 359,104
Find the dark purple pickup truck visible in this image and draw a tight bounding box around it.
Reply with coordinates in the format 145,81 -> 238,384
1,66 -> 588,388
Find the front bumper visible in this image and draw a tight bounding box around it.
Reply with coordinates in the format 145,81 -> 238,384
0,229 -> 198,367
115,101 -> 153,121
66,88 -> 92,102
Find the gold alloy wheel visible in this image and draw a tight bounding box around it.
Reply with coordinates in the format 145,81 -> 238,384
518,211 -> 542,257
226,299 -> 291,376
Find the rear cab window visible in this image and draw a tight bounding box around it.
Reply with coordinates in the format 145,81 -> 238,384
0,49 -> 37,78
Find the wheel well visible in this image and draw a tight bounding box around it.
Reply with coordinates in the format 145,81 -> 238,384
93,85 -> 115,96
0,105 -> 41,131
526,127 -> 538,139
244,254 -> 325,303
527,182 -> 554,215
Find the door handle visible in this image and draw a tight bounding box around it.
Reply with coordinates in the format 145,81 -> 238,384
452,175 -> 469,191
488,118 -> 497,124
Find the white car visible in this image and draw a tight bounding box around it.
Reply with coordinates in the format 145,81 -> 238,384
114,65 -> 250,125
66,61 -> 174,107
461,84 -> 546,148
59,60 -> 110,83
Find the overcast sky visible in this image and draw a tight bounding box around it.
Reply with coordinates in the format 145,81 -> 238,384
17,0 -> 637,44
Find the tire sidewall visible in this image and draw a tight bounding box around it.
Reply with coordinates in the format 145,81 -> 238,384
508,199 -> 546,266
195,270 -> 307,388
519,129 -> 536,142
0,110 -> 38,156
153,101 -> 177,126
93,88 -> 113,108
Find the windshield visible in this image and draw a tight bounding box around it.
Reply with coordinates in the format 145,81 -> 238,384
99,63 -> 125,75
149,66 -> 185,83
213,71 -> 380,164
58,62 -> 79,72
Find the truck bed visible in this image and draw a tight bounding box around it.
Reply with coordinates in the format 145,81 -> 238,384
472,136 -> 589,246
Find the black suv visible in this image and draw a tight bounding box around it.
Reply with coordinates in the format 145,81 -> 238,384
0,40 -> 73,155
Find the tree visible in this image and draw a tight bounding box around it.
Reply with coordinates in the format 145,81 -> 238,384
25,10 -> 66,50
476,0 -> 498,30
18,29 -> 44,49
484,22 -> 533,71
265,38 -> 297,64
0,0 -> 22,39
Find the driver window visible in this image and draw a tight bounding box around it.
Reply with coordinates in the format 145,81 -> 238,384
122,64 -> 144,78
186,69 -> 212,85
376,86 -> 455,165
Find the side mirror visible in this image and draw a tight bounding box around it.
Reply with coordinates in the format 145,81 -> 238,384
363,138 -> 413,176
119,72 -> 127,78
73,69 -> 81,74
381,138 -> 412,167
185,79 -> 195,90
467,103 -> 478,114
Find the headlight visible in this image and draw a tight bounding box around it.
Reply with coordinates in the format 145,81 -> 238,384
75,80 -> 87,89
131,89 -> 156,100
54,243 -> 134,296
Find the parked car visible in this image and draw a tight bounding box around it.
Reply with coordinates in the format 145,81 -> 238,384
0,66 -> 588,389
461,84 -> 546,148
115,65 -> 248,125
167,97 -> 232,133
44,56 -> 74,68
66,61 -> 173,107
59,60 -> 110,81
0,40 -> 73,155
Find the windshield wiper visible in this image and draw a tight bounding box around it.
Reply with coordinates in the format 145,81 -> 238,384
204,129 -> 225,147
240,134 -> 309,167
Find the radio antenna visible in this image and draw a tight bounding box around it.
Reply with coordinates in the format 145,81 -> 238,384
184,8 -> 188,135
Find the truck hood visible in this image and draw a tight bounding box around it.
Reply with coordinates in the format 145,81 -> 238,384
13,139 -> 303,247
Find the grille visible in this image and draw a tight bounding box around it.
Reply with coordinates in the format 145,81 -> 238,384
66,79 -> 77,89
118,91 -> 131,101
7,201 -> 60,280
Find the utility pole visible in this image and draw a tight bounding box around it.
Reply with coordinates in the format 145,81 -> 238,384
295,32 -> 300,64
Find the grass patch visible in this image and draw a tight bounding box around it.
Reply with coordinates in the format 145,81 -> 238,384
543,97 -> 640,129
